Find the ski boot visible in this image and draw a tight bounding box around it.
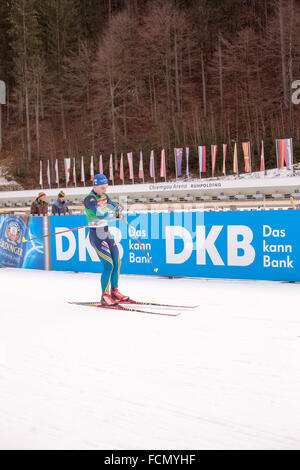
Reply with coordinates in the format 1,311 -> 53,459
101,292 -> 119,306
111,287 -> 130,302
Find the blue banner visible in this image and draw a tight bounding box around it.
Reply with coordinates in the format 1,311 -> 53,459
0,215 -> 44,269
23,217 -> 44,270
50,211 -> 300,282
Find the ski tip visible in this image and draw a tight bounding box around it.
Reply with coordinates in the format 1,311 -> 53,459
22,237 -> 28,243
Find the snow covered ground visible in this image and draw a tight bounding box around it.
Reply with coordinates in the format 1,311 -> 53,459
0,268 -> 300,450
0,165 -> 20,187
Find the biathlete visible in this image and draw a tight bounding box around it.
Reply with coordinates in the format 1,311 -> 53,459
84,173 -> 129,306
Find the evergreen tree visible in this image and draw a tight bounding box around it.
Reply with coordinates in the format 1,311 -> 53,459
9,0 -> 42,161
0,0 -> 13,81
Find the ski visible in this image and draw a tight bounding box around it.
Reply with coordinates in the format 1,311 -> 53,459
120,299 -> 198,309
68,301 -> 181,317
70,299 -> 197,309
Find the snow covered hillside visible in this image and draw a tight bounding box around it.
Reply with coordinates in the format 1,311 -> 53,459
0,268 -> 300,450
0,166 -> 20,188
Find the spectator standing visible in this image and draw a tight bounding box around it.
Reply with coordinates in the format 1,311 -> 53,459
31,192 -> 48,216
52,191 -> 70,215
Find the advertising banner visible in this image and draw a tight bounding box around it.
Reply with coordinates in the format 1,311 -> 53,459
0,215 -> 44,269
49,211 -> 300,282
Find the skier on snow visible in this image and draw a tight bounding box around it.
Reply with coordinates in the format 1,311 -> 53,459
84,174 -> 129,306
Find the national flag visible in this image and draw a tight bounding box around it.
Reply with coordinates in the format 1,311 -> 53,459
150,150 -> 155,180
127,152 -> 134,181
198,146 -> 206,173
160,149 -> 166,178
186,147 -> 189,177
286,139 -> 293,169
233,143 -> 238,174
99,154 -> 103,174
211,145 -> 217,176
64,158 -> 71,184
175,148 -> 183,177
39,160 -> 43,186
260,141 -> 265,172
73,158 -> 76,186
55,159 -> 59,185
138,151 -> 144,180
109,154 -> 114,183
242,142 -> 251,173
222,144 -> 227,175
277,138 -> 293,170
120,153 -> 124,181
47,160 -> 51,187
81,156 -> 85,184
90,155 -> 94,181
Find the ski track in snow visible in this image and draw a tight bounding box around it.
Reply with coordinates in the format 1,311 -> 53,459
0,268 -> 300,450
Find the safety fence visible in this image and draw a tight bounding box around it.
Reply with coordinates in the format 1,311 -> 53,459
0,212 -> 299,282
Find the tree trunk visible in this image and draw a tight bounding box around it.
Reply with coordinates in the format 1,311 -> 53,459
279,0 -> 288,109
22,0 -> 31,162
174,27 -> 181,114
288,0 -> 294,134
201,51 -> 207,117
60,94 -> 67,140
35,79 -> 40,158
218,36 -> 224,122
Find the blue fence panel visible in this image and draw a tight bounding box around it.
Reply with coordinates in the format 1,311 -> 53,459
23,217 -> 44,270
49,211 -> 300,282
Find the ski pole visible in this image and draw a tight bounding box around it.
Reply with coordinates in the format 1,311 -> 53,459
121,216 -> 159,272
22,219 -> 118,243
22,224 -> 90,243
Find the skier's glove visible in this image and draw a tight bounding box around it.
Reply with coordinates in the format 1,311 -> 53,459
115,203 -> 124,219
115,202 -> 124,213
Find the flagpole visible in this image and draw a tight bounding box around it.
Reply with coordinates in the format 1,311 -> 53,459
275,139 -> 279,169
142,151 -> 144,184
237,143 -> 239,177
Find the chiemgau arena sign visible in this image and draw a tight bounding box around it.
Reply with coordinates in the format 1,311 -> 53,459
49,211 -> 300,282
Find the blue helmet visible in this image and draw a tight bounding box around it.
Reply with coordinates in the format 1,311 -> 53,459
93,173 -> 108,186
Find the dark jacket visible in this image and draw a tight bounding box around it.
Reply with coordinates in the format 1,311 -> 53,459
31,198 -> 48,216
52,198 -> 69,215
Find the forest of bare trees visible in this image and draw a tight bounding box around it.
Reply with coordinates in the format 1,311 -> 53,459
0,0 -> 299,187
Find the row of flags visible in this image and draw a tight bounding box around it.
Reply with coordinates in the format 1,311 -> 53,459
39,139 -> 293,187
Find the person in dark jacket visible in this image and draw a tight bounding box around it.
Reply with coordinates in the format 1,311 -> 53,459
52,191 -> 70,215
31,192 -> 48,216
